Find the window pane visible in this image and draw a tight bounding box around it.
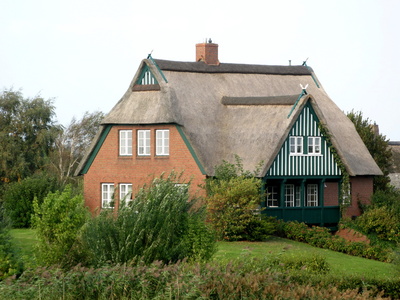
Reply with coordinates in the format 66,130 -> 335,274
156,130 -> 169,155
138,130 -> 150,155
120,130 -> 132,155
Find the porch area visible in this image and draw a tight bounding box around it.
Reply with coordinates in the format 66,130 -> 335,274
262,178 -> 342,228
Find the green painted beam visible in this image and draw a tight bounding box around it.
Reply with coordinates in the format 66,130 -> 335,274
80,125 -> 112,175
175,125 -> 206,175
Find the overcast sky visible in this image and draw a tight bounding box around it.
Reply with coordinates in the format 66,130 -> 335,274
1,0 -> 399,140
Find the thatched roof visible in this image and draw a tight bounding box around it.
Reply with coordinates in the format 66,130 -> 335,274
77,58 -> 382,177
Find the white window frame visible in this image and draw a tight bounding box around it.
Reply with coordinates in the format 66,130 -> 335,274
266,186 -> 279,207
119,130 -> 132,156
308,137 -> 321,155
137,130 -> 150,156
290,136 -> 303,155
306,184 -> 318,207
102,183 -> 114,208
285,184 -> 302,207
119,183 -> 132,206
156,129 -> 169,156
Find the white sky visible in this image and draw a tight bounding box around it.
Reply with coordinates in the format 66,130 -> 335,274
1,0 -> 399,140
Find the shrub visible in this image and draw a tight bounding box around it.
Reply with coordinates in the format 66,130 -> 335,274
0,208 -> 22,280
182,208 -> 217,262
207,176 -> 264,240
356,206 -> 400,243
2,173 -> 59,228
280,221 -> 393,262
1,259 -> 398,299
270,253 -> 330,274
82,172 -> 216,266
31,185 -> 89,267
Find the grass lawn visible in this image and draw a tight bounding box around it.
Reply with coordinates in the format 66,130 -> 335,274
10,229 -> 38,268
10,229 -> 396,280
214,237 -> 396,279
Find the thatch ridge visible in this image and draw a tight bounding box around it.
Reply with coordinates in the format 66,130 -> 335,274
154,59 -> 312,75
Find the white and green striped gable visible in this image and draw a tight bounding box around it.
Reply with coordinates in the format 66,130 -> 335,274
266,101 -> 342,178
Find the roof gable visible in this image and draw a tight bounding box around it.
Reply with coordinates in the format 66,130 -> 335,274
266,101 -> 342,177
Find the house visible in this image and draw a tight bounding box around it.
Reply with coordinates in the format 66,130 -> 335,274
389,141 -> 400,189
76,41 -> 382,227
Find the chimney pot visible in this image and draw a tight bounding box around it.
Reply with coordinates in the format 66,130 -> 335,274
196,42 -> 219,65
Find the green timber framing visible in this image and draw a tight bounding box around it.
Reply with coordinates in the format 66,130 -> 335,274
261,101 -> 342,227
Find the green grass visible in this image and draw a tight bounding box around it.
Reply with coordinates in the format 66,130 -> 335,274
9,229 -> 397,280
214,237 -> 396,279
10,229 -> 38,268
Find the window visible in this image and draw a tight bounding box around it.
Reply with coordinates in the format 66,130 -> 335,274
290,136 -> 303,155
306,184 -> 318,206
119,130 -> 132,156
156,129 -> 169,155
102,183 -> 114,208
308,137 -> 321,155
120,183 -> 132,206
137,130 -> 150,156
266,186 -> 279,207
285,184 -> 301,207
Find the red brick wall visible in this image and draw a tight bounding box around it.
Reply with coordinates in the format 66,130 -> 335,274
323,181 -> 339,206
83,124 -> 206,213
343,176 -> 374,217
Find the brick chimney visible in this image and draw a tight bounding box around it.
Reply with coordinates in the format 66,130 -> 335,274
196,39 -> 219,65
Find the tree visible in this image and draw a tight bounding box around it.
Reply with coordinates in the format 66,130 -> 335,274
347,110 -> 392,191
47,111 -> 104,186
0,89 -> 60,185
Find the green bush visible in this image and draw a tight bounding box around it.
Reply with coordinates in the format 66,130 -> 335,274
1,259 -> 398,299
280,221 -> 393,262
207,176 -> 264,240
31,185 -> 89,267
270,253 -> 330,274
0,209 -> 22,280
82,172 -> 216,266
182,208 -> 217,262
2,173 -> 59,228
356,206 -> 400,243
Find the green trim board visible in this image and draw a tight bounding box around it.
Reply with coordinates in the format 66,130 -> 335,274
80,125 -> 112,175
175,124 -> 206,175
267,102 -> 342,177
136,65 -> 159,85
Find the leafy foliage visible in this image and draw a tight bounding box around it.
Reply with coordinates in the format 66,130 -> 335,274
31,185 -> 89,267
82,172 -> 216,266
1,258 -> 398,299
0,89 -> 60,185
277,221 -> 393,262
206,156 -> 274,241
0,208 -> 22,280
356,206 -> 400,243
2,173 -> 59,228
347,110 -> 392,191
